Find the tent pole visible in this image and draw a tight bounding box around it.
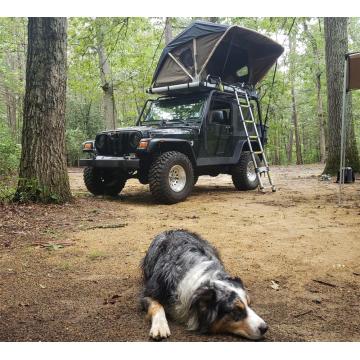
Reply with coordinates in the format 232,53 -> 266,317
339,57 -> 348,206
193,38 -> 198,79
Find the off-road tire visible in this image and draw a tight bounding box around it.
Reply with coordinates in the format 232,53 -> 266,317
232,152 -> 260,191
83,167 -> 126,196
149,151 -> 194,204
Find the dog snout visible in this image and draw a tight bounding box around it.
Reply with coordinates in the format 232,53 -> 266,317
258,323 -> 268,336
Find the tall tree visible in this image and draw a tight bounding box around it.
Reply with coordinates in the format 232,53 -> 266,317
324,17 -> 360,174
303,19 -> 326,163
94,18 -> 117,130
289,31 -> 303,165
16,17 -> 72,203
164,17 -> 173,45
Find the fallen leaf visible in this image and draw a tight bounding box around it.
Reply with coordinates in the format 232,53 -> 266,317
270,280 -> 280,290
19,302 -> 30,307
39,284 -> 46,289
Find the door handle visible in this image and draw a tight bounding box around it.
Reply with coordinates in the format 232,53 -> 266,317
224,125 -> 233,134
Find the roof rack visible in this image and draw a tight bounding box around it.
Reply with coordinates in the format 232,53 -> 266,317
147,79 -> 259,100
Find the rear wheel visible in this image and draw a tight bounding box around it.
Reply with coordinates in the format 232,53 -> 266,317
83,167 -> 127,196
232,152 -> 260,191
149,151 -> 194,204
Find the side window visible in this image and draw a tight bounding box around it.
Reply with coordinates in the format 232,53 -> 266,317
209,100 -> 232,126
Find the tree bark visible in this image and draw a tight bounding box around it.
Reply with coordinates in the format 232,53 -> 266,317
95,19 -> 117,130
323,17 -> 360,174
16,17 -> 72,203
289,33 -> 303,165
303,20 -> 326,163
286,127 -> 294,163
164,18 -> 173,45
290,86 -> 303,164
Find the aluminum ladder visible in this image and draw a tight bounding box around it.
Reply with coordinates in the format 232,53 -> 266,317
233,88 -> 276,192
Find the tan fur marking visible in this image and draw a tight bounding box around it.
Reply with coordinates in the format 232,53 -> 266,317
211,315 -> 253,336
146,300 -> 163,320
234,299 -> 246,310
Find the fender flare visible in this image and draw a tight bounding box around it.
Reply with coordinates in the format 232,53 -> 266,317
147,138 -> 197,164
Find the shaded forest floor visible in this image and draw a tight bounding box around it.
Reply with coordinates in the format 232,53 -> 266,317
0,164 -> 359,342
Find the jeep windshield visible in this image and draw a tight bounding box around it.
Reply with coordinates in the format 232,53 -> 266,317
143,97 -> 206,126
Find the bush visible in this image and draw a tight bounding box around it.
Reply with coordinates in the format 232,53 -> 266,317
66,128 -> 86,166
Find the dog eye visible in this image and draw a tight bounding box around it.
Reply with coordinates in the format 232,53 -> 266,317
231,308 -> 246,321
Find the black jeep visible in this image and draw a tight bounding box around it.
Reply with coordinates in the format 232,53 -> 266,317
79,89 -> 267,204
79,20 -> 283,204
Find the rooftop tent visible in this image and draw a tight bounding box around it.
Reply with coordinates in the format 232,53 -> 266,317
151,20 -> 284,88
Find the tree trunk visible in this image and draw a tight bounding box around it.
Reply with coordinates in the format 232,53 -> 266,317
323,17 -> 360,174
164,18 -> 173,45
273,124 -> 280,165
303,20 -> 326,163
289,33 -> 303,165
316,73 -> 327,163
290,86 -> 303,165
286,127 -> 294,164
95,19 -> 117,130
16,17 -> 72,203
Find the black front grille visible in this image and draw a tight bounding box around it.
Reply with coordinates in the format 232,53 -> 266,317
95,131 -> 142,156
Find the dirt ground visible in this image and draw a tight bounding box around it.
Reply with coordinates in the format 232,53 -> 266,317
0,164 -> 359,342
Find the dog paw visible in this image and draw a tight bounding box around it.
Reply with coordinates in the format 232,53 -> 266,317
149,322 -> 171,340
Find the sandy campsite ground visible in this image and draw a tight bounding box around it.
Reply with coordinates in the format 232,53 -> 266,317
0,164 -> 359,341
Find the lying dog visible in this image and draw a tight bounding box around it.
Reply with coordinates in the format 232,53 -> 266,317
140,230 -> 268,340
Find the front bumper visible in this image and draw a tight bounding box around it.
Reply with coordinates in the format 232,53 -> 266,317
79,156 -> 140,170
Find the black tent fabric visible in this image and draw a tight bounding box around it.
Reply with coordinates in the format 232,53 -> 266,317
151,20 -> 284,88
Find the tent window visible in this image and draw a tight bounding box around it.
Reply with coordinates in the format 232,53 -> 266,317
236,66 -> 248,78
178,48 -> 194,69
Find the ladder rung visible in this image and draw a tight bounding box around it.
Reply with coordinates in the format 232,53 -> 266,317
249,136 -> 258,139
244,120 -> 254,123
256,166 -> 268,174
254,151 -> 263,154
240,104 -> 250,108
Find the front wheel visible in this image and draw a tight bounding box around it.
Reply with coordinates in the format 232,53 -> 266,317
149,151 -> 194,204
231,152 -> 260,191
83,167 -> 127,196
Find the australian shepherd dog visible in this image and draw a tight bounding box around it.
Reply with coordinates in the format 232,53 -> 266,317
140,230 -> 268,340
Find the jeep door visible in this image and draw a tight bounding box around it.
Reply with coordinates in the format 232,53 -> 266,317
202,97 -> 235,158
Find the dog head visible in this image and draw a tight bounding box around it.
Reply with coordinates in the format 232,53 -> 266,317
190,278 -> 268,340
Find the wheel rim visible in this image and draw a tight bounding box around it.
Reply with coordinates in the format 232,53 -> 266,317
168,165 -> 186,192
247,161 -> 257,182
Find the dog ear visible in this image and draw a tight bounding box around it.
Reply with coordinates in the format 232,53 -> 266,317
196,287 -> 216,312
228,276 -> 244,287
190,286 -> 217,333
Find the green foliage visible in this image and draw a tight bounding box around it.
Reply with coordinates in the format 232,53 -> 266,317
14,177 -> 66,204
0,122 -> 20,176
66,128 -> 87,166
1,16 -> 360,170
